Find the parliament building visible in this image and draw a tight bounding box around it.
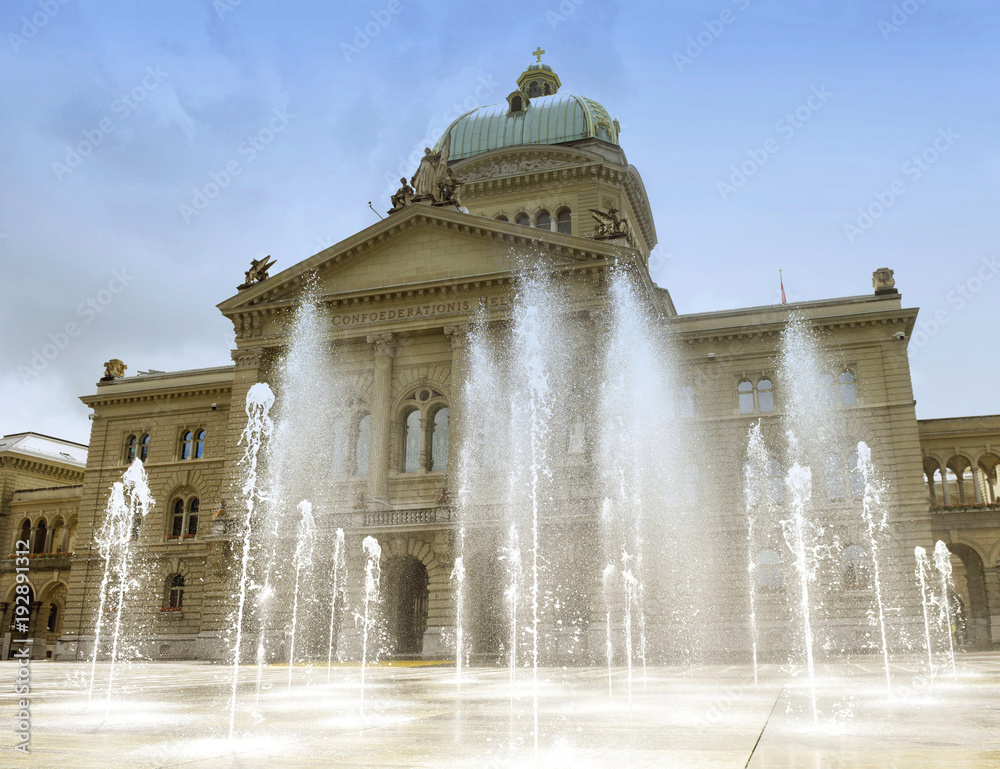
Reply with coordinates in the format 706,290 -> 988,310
2,56 -> 999,662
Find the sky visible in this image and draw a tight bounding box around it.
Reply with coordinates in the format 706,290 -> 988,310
1,0 -> 998,446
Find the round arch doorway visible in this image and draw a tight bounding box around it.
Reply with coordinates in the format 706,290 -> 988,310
383,556 -> 429,657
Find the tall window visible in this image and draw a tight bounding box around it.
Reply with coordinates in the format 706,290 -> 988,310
170,500 -> 184,538
825,453 -> 845,501
46,604 -> 59,632
403,410 -> 422,473
535,210 -> 551,230
33,519 -> 47,554
739,378 -> 774,414
186,499 -> 199,537
839,371 -> 857,405
167,575 -> 185,609
195,430 -> 206,458
126,435 -> 137,462
397,387 -> 449,474
556,208 -> 571,234
738,380 -> 755,414
140,434 -> 150,461
19,519 -> 31,548
355,413 -> 371,476
180,431 -> 192,460
755,550 -> 783,591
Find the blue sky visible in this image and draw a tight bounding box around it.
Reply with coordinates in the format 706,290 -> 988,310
1,0 -> 998,444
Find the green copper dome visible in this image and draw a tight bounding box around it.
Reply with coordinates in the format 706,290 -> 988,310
436,92 -> 619,161
434,57 -> 619,162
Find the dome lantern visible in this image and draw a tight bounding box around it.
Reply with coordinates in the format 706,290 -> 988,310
516,47 -> 561,98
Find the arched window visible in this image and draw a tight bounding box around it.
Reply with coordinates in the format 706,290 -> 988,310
139,434 -> 150,461
535,210 -> 551,230
431,407 -> 449,471
839,371 -> 857,405
167,575 -> 184,609
46,604 -> 59,633
180,431 -> 193,460
126,435 -> 137,462
170,499 -> 184,539
19,519 -> 31,549
757,379 -> 774,413
33,519 -> 47,554
556,208 -> 571,234
509,94 -> 523,113
755,550 -> 783,591
195,430 -> 206,458
355,413 -> 371,476
186,499 -> 199,537
514,213 -> 531,227
738,380 -> 755,414
848,451 -> 864,500
842,545 -> 869,588
403,410 -> 422,473
825,453 -> 845,501
496,215 -> 509,222
766,459 -> 784,504
819,373 -> 836,407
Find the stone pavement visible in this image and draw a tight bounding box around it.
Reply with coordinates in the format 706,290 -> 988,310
2,655 -> 999,767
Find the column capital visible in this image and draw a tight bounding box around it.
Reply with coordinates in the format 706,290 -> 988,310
231,347 -> 264,370
443,324 -> 470,350
367,332 -> 397,358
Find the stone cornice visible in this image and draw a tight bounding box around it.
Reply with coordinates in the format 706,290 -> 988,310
0,455 -> 85,484
80,383 -> 232,408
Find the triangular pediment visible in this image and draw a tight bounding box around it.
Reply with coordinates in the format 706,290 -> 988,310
218,205 -> 624,315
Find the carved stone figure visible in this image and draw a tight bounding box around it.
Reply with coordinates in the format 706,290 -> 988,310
102,359 -> 127,381
435,168 -> 462,206
389,177 -> 415,213
589,207 -> 633,245
411,132 -> 451,200
237,255 -> 277,290
872,267 -> 897,295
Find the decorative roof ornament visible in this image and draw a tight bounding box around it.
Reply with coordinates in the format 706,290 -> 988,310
389,132 -> 462,214
517,48 -> 561,97
589,207 -> 634,246
872,267 -> 897,295
102,359 -> 127,381
238,255 -> 277,290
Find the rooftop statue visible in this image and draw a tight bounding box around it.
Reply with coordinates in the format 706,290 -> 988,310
238,255 -> 277,290
101,359 -> 127,381
411,131 -> 451,200
589,207 -> 633,246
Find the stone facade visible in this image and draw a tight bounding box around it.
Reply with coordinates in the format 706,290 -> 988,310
44,59 -> 999,662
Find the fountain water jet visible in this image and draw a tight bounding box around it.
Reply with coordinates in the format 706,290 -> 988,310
450,553 -> 465,687
229,382 -> 275,738
360,535 -> 382,716
914,546 -> 936,684
933,540 -> 957,675
287,500 -> 316,694
326,528 -> 346,684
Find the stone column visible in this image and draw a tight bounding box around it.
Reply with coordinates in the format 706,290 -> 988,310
942,468 -> 952,506
366,333 -> 397,507
972,466 -> 984,504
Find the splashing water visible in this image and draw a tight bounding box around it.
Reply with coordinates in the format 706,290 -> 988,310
743,422 -> 768,687
360,535 -> 382,716
914,546 -> 936,684
230,382 -> 275,738
451,554 -> 465,688
504,525 -> 522,695
602,563 -> 614,697
326,528 -> 346,684
933,540 -> 957,675
782,462 -> 818,726
855,442 -> 892,698
287,501 -> 316,694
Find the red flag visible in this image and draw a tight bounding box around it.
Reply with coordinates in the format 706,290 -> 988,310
780,270 -> 787,304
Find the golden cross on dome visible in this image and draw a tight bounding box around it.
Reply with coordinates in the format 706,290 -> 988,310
532,47 -> 545,62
